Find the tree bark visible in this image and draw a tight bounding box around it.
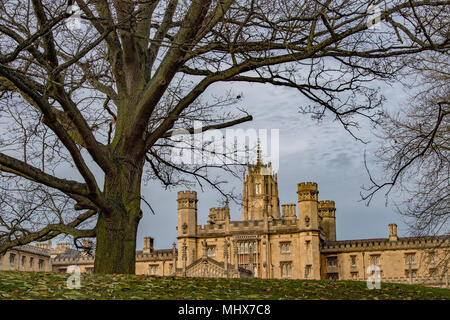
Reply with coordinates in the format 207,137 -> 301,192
94,209 -> 140,274
94,154 -> 144,274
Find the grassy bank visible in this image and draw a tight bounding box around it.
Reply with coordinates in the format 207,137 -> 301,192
0,271 -> 448,300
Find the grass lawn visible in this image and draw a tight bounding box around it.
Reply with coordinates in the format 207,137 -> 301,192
0,271 -> 449,300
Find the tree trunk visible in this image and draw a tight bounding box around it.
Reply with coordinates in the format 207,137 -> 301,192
94,209 -> 140,274
94,154 -> 144,274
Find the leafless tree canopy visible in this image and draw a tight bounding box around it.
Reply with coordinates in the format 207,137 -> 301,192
0,0 -> 448,273
363,50 -> 449,238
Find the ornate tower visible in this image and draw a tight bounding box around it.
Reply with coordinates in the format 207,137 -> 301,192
297,182 -> 320,230
242,143 -> 280,220
318,200 -> 336,241
297,182 -> 321,280
177,191 -> 198,267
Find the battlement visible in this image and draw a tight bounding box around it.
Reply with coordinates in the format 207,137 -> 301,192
177,190 -> 197,199
297,182 -> 318,191
136,249 -> 175,261
52,255 -> 94,265
297,182 -> 319,201
196,218 -> 299,236
318,200 -> 336,217
321,236 -> 449,253
177,190 -> 198,210
281,203 -> 296,218
209,207 -> 228,215
319,200 -> 335,208
12,244 -> 51,256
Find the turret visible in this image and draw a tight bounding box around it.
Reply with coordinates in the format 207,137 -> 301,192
318,200 -> 336,241
177,191 -> 198,268
297,182 -> 321,280
177,191 -> 198,237
297,182 -> 319,230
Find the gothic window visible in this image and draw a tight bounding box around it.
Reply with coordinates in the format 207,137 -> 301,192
280,242 -> 291,254
29,257 -> 34,268
370,254 -> 381,266
304,264 -> 312,278
182,223 -> 188,234
9,253 -> 16,267
149,264 -> 159,275
207,246 -> 216,257
281,263 -> 292,278
256,183 -> 261,195
38,259 -> 44,270
351,272 -> 358,280
405,270 -> 417,279
21,256 -> 26,267
350,255 -> 356,266
327,273 -> 339,280
405,253 -> 415,265
327,256 -> 337,267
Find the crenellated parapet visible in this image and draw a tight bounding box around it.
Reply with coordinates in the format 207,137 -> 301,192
321,236 -> 449,253
196,218 -> 299,237
136,249 -> 175,262
208,201 -> 230,224
12,244 -> 51,257
177,191 -> 198,209
281,204 -> 296,219
52,255 -> 94,265
297,182 -> 318,201
318,200 -> 336,218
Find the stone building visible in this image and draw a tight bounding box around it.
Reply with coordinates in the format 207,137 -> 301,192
0,242 -> 52,272
2,150 -> 449,287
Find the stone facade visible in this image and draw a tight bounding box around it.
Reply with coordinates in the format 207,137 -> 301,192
0,243 -> 52,272
3,151 -> 449,287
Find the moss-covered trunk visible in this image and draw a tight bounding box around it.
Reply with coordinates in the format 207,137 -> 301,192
94,209 -> 140,274
94,149 -> 144,274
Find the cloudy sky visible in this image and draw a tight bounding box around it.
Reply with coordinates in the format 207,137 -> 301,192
136,80 -> 412,250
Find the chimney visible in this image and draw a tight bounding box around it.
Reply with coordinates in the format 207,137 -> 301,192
143,236 -> 154,254
389,223 -> 398,241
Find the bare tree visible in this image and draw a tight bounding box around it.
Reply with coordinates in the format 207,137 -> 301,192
363,50 -> 449,238
0,0 -> 449,274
